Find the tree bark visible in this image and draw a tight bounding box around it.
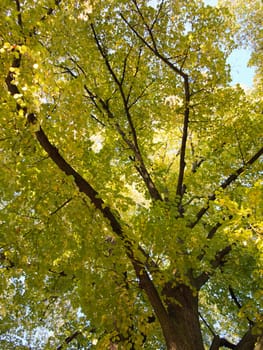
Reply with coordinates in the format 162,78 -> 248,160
236,330 -> 262,350
162,283 -> 205,350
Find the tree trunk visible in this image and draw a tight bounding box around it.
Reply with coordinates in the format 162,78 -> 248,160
162,283 -> 205,350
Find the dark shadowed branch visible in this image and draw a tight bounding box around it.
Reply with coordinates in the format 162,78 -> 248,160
195,245 -> 232,289
229,286 -> 254,327
15,0 -> 23,27
5,46 -> 171,346
235,329 -> 261,350
199,313 -> 240,350
209,335 -> 236,350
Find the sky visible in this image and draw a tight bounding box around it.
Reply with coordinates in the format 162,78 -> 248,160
227,49 -> 255,88
149,0 -> 255,88
204,0 -> 255,88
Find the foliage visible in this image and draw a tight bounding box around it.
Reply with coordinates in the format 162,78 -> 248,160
0,1 -> 262,349
220,0 -> 263,91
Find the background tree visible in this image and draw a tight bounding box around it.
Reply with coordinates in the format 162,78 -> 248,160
0,1 -> 262,349
220,0 -> 262,91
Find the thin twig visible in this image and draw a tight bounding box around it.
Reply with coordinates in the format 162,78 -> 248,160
50,197 -> 73,216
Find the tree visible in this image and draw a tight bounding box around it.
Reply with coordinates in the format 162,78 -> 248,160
0,1 -> 262,349
220,0 -> 263,93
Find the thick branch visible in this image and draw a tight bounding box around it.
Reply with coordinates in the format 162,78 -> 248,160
209,335 -> 236,350
133,265 -> 172,346
34,124 -> 123,238
36,125 -> 169,332
195,245 -> 232,289
219,338 -> 236,349
207,222 -> 223,240
235,329 -> 260,350
176,76 -> 190,213
229,286 -> 242,309
26,122 -> 171,347
27,121 -> 169,348
15,0 -> 23,27
229,286 -> 254,327
6,53 -> 169,349
5,54 -> 23,96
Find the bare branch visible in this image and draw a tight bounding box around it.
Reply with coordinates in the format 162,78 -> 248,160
90,113 -> 106,127
180,47 -> 190,70
150,0 -> 166,31
127,79 -> 156,109
219,338 -> 236,349
84,84 -> 107,117
234,127 -> 246,164
5,54 -> 23,97
207,222 -> 223,240
196,218 -> 232,262
33,125 -> 123,236
90,23 -> 121,86
126,46 -> 143,105
55,64 -> 78,78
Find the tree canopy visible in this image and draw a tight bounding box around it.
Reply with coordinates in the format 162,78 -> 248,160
0,1 -> 262,349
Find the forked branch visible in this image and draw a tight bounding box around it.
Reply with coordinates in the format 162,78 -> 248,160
90,23 -> 162,201
120,9 -> 191,212
190,147 -> 263,228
